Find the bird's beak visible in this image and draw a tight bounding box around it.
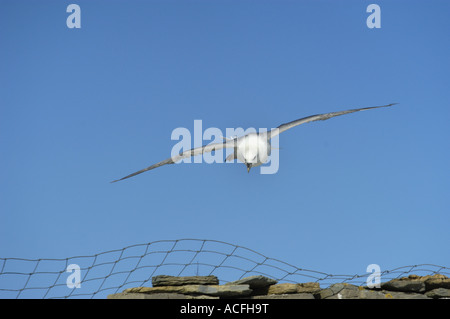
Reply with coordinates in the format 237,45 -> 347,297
246,163 -> 251,173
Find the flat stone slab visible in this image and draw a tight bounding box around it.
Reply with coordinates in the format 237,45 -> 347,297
268,282 -> 320,295
108,292 -> 219,299
317,283 -> 430,299
422,275 -> 450,290
152,275 -> 219,287
381,278 -> 426,293
380,274 -> 450,292
124,284 -> 252,297
225,276 -> 277,289
382,291 -> 431,299
425,288 -> 450,299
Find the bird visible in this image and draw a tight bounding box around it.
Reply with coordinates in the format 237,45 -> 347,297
111,103 -> 396,182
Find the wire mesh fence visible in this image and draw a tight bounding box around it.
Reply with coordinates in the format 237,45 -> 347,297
1,238 -> 449,299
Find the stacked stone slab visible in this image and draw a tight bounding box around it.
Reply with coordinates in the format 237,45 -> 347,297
318,274 -> 450,299
107,274 -> 450,299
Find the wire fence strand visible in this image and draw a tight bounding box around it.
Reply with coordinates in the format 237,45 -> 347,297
0,239 -> 448,299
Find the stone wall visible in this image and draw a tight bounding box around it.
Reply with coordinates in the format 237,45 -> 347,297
107,274 -> 450,299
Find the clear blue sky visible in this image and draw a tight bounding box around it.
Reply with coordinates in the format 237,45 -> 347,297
1,0 -> 449,296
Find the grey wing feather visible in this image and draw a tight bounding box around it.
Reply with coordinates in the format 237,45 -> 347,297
111,139 -> 236,183
269,103 -> 397,139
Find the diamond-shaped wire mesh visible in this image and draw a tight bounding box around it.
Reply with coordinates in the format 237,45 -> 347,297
1,239 -> 448,299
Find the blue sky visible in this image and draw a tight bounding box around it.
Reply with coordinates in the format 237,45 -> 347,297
1,0 -> 449,297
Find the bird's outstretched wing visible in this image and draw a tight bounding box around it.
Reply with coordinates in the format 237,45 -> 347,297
111,139 -> 236,183
269,103 -> 397,139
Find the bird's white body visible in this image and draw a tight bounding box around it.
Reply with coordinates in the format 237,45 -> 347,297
236,133 -> 271,169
